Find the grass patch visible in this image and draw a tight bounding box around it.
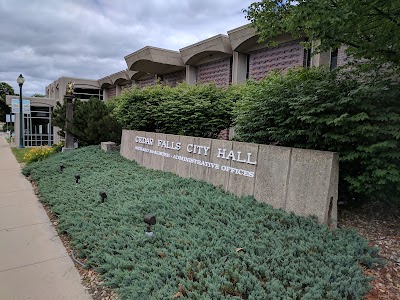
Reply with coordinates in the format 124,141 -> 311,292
11,147 -> 30,163
23,146 -> 380,300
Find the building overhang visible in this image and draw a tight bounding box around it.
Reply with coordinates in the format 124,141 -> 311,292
228,24 -> 258,52
179,34 -> 233,65
228,24 -> 306,53
98,76 -> 113,89
47,77 -> 100,89
109,70 -> 136,85
6,95 -> 57,107
131,71 -> 151,81
59,77 -> 100,89
98,70 -> 138,88
125,46 -> 185,75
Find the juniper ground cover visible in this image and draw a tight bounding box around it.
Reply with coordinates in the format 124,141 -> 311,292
23,146 -> 380,299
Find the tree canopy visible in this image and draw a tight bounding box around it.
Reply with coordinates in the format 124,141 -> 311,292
0,82 -> 14,122
244,0 -> 400,68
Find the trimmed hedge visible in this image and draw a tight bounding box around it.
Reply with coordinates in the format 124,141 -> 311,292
234,67 -> 400,202
111,83 -> 233,138
23,147 -> 380,299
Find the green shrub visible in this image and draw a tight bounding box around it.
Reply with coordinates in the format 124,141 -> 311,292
22,146 -> 380,299
112,84 -> 171,132
112,83 -> 233,138
52,97 -> 122,146
234,67 -> 400,202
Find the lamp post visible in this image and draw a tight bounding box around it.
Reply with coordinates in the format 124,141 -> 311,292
17,74 -> 25,148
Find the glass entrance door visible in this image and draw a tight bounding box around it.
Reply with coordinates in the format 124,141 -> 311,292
23,106 -> 54,146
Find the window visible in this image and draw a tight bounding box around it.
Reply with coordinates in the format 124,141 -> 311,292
330,49 -> 338,70
304,49 -> 311,68
74,88 -> 103,101
246,54 -> 250,79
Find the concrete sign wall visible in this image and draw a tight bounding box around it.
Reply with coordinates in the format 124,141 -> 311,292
120,130 -> 339,227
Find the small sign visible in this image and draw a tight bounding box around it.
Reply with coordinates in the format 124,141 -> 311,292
11,99 -> 31,114
5,114 -> 15,122
11,99 -> 19,113
23,100 -> 31,114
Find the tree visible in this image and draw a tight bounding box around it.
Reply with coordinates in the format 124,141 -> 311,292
52,97 -> 122,146
31,93 -> 45,97
244,0 -> 400,68
0,82 -> 14,122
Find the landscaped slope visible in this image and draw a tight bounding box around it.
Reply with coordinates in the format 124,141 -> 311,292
23,146 -> 380,300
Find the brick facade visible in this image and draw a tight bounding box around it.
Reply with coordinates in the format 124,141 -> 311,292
197,57 -> 232,87
163,70 -> 186,87
138,76 -> 156,88
248,39 -> 305,81
120,82 -> 133,91
106,86 -> 116,98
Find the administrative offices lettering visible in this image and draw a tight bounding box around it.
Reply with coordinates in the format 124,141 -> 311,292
134,136 -> 256,178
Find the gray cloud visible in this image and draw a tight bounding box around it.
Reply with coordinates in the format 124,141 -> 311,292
0,0 -> 253,96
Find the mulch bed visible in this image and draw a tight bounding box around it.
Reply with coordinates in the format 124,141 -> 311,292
339,200 -> 400,300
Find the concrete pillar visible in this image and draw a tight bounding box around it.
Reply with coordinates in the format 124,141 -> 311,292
103,89 -> 108,101
115,85 -> 121,97
311,51 -> 331,67
310,41 -> 331,67
232,51 -> 248,84
13,114 -> 20,145
64,95 -> 74,150
59,79 -> 67,103
185,65 -> 197,85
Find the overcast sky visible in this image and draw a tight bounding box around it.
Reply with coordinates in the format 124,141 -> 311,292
0,0 -> 255,96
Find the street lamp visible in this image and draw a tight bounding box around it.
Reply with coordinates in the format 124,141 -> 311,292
17,74 -> 25,148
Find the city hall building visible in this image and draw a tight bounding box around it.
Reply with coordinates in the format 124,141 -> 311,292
6,24 -> 347,146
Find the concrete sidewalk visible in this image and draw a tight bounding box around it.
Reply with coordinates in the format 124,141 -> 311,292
0,133 -> 91,300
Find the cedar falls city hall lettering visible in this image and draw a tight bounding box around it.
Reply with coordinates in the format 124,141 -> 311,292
134,135 -> 257,178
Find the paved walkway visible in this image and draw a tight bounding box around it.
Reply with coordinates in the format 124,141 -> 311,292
0,133 -> 91,300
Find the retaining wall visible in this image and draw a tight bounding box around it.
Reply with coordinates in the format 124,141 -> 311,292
120,130 -> 338,226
